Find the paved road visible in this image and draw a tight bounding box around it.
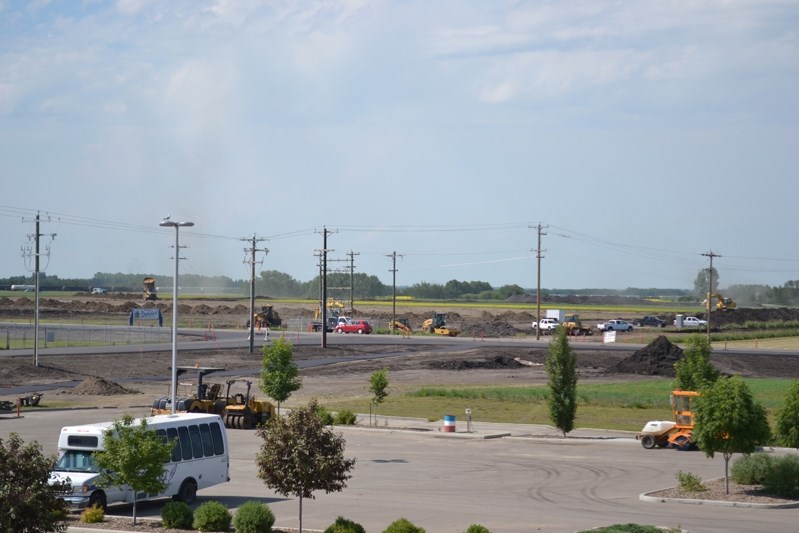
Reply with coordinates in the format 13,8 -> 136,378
3,408 -> 797,533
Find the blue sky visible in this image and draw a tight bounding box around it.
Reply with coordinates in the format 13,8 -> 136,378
1,0 -> 797,290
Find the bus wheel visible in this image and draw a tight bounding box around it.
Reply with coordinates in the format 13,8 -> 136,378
89,491 -> 107,512
174,479 -> 197,505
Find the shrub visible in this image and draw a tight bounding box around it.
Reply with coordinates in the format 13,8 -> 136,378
316,405 -> 334,425
382,517 -> 426,533
465,525 -> 491,533
193,500 -> 232,532
675,470 -> 707,493
763,454 -> 799,498
233,500 -> 275,533
161,500 -> 194,529
334,409 -> 358,425
80,504 -> 105,524
731,453 -> 774,485
324,515 -> 366,533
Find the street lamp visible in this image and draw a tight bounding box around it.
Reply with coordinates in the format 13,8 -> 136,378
160,217 -> 194,414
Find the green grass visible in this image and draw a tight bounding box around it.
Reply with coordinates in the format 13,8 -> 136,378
318,378 -> 797,432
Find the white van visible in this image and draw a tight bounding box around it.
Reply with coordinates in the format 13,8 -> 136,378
50,413 -> 229,511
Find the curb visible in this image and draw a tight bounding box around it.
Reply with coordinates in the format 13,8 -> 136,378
639,489 -> 799,509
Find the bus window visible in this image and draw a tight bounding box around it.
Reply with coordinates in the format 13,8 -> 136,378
210,422 -> 224,456
178,426 -> 192,460
199,424 -> 214,457
188,425 -> 203,459
167,427 -> 181,462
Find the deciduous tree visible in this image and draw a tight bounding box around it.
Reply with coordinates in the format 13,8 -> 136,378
93,415 -> 174,526
260,338 -> 302,414
776,380 -> 799,448
0,432 -> 69,533
255,400 -> 355,533
673,334 -> 719,391
369,368 -> 389,422
546,327 -> 578,437
693,376 -> 772,493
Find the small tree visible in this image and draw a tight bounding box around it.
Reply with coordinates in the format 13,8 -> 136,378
93,415 -> 174,526
369,368 -> 389,423
260,337 -> 302,414
673,334 -> 719,391
255,399 -> 356,533
692,376 -> 772,493
545,327 -> 578,437
0,433 -> 70,533
776,380 -> 799,448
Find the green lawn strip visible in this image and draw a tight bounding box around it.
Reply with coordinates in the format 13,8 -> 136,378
318,378 -> 795,432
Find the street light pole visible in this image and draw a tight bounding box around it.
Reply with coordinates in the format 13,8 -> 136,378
160,217 -> 194,414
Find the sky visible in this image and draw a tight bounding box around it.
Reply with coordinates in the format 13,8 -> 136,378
1,0 -> 798,291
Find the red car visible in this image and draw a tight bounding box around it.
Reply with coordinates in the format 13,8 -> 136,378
334,319 -> 372,334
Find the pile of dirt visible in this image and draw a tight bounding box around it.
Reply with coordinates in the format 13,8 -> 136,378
427,355 -> 528,370
708,307 -> 799,326
610,335 -> 684,376
64,377 -> 139,396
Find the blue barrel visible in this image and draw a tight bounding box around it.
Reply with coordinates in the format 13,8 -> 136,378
443,415 -> 456,432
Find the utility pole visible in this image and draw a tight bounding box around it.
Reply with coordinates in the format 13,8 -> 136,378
702,250 -> 721,338
386,251 -> 402,333
315,226 -> 337,348
531,224 -> 547,341
242,235 -> 268,354
21,211 -> 56,367
346,250 -> 359,311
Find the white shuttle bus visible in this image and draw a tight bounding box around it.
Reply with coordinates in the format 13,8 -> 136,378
50,413 -> 230,511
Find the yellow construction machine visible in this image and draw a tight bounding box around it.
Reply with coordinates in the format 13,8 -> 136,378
143,277 -> 158,300
637,390 -> 699,451
249,305 -> 281,328
222,380 -> 275,429
151,366 -> 227,416
389,318 -> 412,335
704,293 -> 737,311
563,314 -> 593,336
422,313 -> 460,337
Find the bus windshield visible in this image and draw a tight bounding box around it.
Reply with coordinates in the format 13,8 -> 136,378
55,450 -> 100,473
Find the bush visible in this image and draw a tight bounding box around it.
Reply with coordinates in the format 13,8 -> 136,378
316,405 -> 334,425
334,409 -> 358,425
233,500 -> 275,533
324,515 -> 366,533
732,453 -> 774,485
162,500 -> 194,529
193,500 -> 232,532
763,454 -> 799,498
465,525 -> 491,533
80,504 -> 105,524
382,517 -> 426,533
675,470 -> 706,493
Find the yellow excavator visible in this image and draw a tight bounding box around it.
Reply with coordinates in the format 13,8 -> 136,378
422,313 -> 460,337
704,293 -> 737,311
389,318 -> 412,335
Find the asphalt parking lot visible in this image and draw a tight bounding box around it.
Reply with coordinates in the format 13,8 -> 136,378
3,408 -> 798,533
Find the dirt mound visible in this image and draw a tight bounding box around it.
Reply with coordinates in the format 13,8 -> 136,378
709,307 -> 799,326
65,377 -> 139,395
611,335 -> 684,376
427,355 -> 527,370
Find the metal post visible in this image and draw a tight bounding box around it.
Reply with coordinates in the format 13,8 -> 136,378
160,218 -> 194,414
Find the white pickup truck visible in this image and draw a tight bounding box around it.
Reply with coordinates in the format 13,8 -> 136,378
676,316 -> 707,328
532,318 -> 560,333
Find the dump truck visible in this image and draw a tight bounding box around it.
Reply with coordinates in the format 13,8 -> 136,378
143,277 -> 158,300
637,390 -> 699,451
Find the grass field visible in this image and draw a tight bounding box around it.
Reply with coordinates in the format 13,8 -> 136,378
319,378 -> 796,432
